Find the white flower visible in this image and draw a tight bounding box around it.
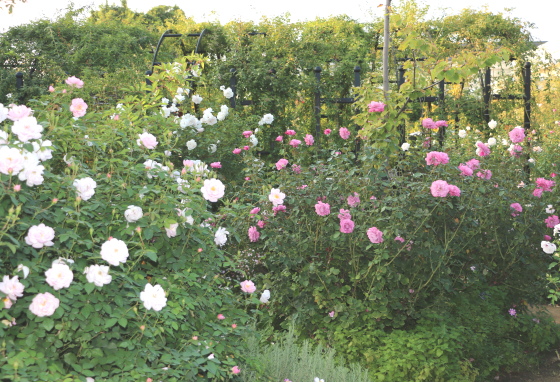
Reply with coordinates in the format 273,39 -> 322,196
165,223 -> 179,238
542,241 -> 557,255
137,132 -> 158,149
25,223 -> 55,248
161,106 -> 171,118
260,290 -> 270,303
269,188 -> 285,206
173,94 -> 185,103
208,144 -> 217,153
314,378 -> 325,382
45,263 -> 73,290
84,264 -> 112,287
73,177 -> 97,200
546,205 -> 555,214
458,129 -> 467,138
208,353 -> 215,359
528,158 -> 535,163
250,134 -> 259,147
487,137 -> 497,146
0,275 -> 24,301
33,139 -> 53,161
0,103 -> 8,123
201,178 -> 225,202
465,126 -> 471,131
220,86 -> 234,99
179,114 -> 198,128
555,223 -> 560,236
16,264 -> 29,279
258,113 -> 274,125
0,130 -> 8,145
201,110 -> 217,125
186,139 -> 197,150
124,205 -> 143,222
11,116 -> 43,142
18,163 -> 45,186
161,97 -> 170,105
401,142 -> 410,151
214,227 -> 229,246
140,283 -> 167,311
100,238 -> 129,266
192,94 -> 203,104
488,120 -> 497,129
0,146 -> 25,175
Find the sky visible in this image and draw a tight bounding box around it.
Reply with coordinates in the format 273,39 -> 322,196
1,0 -> 559,58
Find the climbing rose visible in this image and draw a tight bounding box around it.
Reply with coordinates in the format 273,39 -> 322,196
0,275 -> 24,301
84,265 -> 112,287
339,219 -> 355,233
73,177 -> 97,200
509,126 -> 525,143
29,292 -> 60,317
100,238 -> 129,266
339,127 -> 351,139
422,118 -> 437,129
430,180 -> 449,197
367,227 -> 384,243
137,132 -> 158,149
69,98 -> 88,118
315,201 -> 331,216
125,206 -> 143,222
240,280 -> 256,293
368,101 -> 385,112
201,178 -> 225,202
269,188 -> 285,206
248,226 -> 260,242
276,158 -> 289,170
65,76 -> 84,88
140,283 -> 167,311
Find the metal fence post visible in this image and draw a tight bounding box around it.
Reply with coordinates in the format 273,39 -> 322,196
483,67 -> 491,124
353,66 -> 361,87
145,70 -> 152,87
523,61 -> 531,130
16,72 -> 24,90
314,66 -> 322,138
229,68 -> 237,108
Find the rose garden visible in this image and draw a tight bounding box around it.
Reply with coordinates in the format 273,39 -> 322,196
1,2 -> 560,381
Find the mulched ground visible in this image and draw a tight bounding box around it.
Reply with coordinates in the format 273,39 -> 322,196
502,351 -> 560,381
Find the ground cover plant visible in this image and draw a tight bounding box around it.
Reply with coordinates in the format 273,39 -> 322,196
2,1 -> 560,381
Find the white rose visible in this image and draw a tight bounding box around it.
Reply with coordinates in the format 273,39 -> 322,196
186,139 -> 197,150
488,120 -> 497,129
25,223 -> 55,248
73,177 -> 97,200
165,223 -> 178,238
140,283 -> 167,311
401,142 -> 410,151
542,241 -> 557,255
487,137 -> 497,146
0,275 -> 24,301
124,205 -> 143,222
192,94 -> 203,104
260,290 -> 270,303
214,227 -> 229,246
208,144 -> 217,153
84,264 -> 112,287
201,178 -> 225,202
45,263 -> 73,290
100,238 -> 129,266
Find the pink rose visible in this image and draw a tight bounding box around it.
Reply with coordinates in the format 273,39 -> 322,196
447,184 -> 461,196
475,141 -> 491,157
339,127 -> 351,139
250,207 -> 260,215
435,120 -> 448,127
65,76 -> 84,88
137,132 -> 158,149
347,192 -> 360,207
289,139 -> 301,148
242,130 -> 253,138
248,226 -> 260,242
210,162 -> 222,168
7,105 -> 32,121
422,118 -> 437,129
69,98 -> 88,118
232,366 -> 241,374
48,86 -> 55,92
324,129 -> 332,135
276,158 -> 289,170
476,170 -> 492,180
315,201 -> 331,216
465,159 -> 480,170
395,236 -> 405,243
533,188 -> 543,198
545,215 -> 560,228
257,220 -> 266,228
285,129 -> 296,136
232,148 -> 242,154
458,164 -> 473,176
243,146 -> 250,150
275,136 -> 283,142
217,314 -> 225,320
367,227 -> 384,243
509,127 -> 525,143
304,134 -> 314,146
29,292 -> 60,317
425,151 -> 449,166
240,280 -> 256,293
367,101 -> 385,112
339,219 -> 355,233
338,209 -> 351,220
430,180 -> 449,197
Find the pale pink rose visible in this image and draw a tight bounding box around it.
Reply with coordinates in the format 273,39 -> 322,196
73,177 -> 97,200
7,105 -> 32,121
29,292 -> 60,317
458,164 -> 473,176
165,223 -> 179,238
248,226 -> 260,242
240,280 -> 256,293
18,164 -> 45,187
0,275 -> 25,301
69,98 -> 88,118
11,116 -> 43,142
315,201 -> 331,216
272,205 -> 286,214
339,127 -> 351,139
367,101 -> 385,112
276,158 -> 289,170
475,141 -> 491,157
250,207 -> 260,215
430,180 -> 449,197
269,188 -> 285,206
395,236 -> 405,243
347,192 -> 360,207
422,118 -> 437,129
304,134 -> 314,146
465,159 -> 480,170
367,227 -> 384,243
137,132 -> 158,149
3,297 -> 12,309
201,178 -> 225,202
45,263 -> 73,290
231,366 -> 241,374
232,148 -> 242,154
65,76 -> 84,88
48,86 -> 55,92
210,162 -> 221,168
25,223 -> 55,248
509,144 -> 523,157
338,209 -> 351,220
339,219 -> 355,233
242,130 -> 253,138
217,314 -> 225,320
289,139 -> 301,147
476,170 -> 492,180
0,146 -> 25,175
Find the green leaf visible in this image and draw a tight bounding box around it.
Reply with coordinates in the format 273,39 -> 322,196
42,318 -> 54,331
118,317 -> 128,328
